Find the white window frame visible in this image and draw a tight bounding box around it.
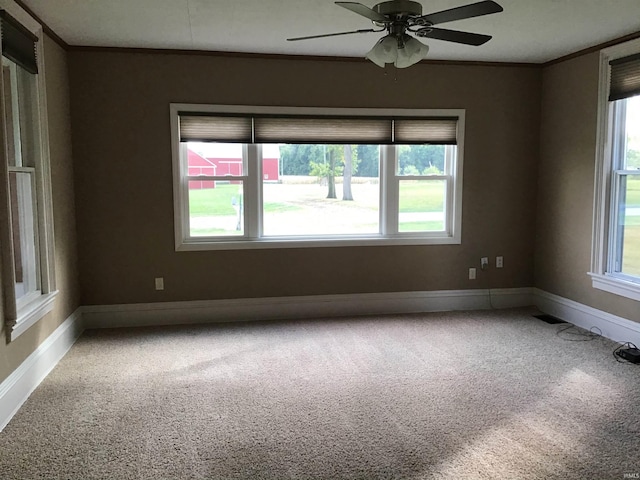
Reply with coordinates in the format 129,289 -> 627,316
0,0 -> 57,340
171,104 -> 464,251
590,38 -> 640,302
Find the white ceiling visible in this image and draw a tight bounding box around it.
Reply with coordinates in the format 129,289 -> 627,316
21,0 -> 640,63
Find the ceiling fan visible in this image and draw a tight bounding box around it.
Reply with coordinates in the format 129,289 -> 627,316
287,0 -> 503,68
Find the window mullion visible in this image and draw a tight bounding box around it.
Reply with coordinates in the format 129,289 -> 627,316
185,175 -> 247,181
445,145 -> 455,235
179,142 -> 190,245
245,143 -> 260,238
382,144 -> 398,235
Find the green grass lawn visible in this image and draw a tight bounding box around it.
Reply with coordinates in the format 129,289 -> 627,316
190,180 -> 446,236
399,180 -> 444,213
628,176 -> 640,206
622,214 -> 640,276
190,181 -> 445,216
189,184 -> 239,216
189,184 -> 301,217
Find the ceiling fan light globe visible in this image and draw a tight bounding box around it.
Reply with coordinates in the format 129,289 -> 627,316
395,36 -> 429,68
366,35 -> 398,67
366,51 -> 386,68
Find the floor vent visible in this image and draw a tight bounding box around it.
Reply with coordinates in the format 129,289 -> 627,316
533,314 -> 565,324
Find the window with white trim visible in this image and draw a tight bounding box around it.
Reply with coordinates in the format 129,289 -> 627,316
0,4 -> 56,340
171,105 -> 464,250
591,39 -> 640,301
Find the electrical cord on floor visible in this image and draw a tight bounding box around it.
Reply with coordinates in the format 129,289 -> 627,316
481,263 -> 495,310
487,288 -> 495,309
553,323 -> 638,365
613,342 -> 640,364
555,324 -> 603,341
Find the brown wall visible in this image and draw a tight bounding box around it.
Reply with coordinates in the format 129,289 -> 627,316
0,36 -> 80,383
536,52 -> 640,323
68,51 -> 541,306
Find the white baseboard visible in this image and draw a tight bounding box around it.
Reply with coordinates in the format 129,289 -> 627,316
84,287 -> 638,344
83,287 -> 535,329
0,308 -> 84,432
533,288 -> 640,345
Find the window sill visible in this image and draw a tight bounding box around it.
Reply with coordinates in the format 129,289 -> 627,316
9,291 -> 59,341
589,273 -> 640,302
177,234 -> 461,251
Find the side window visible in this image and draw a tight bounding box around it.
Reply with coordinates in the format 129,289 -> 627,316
0,7 -> 56,340
591,40 -> 640,301
609,97 -> 640,280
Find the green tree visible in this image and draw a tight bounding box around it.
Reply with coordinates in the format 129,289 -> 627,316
403,165 -> 420,176
279,144 -> 325,175
310,145 -> 343,198
355,145 -> 379,177
398,145 -> 445,175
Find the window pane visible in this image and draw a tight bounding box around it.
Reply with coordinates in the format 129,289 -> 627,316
188,180 -> 244,236
2,57 -> 39,168
186,142 -> 245,176
397,144 -> 446,175
2,60 -> 21,166
617,175 -> 640,276
9,170 -> 39,302
398,179 -> 445,232
263,144 -> 380,236
624,95 -> 640,170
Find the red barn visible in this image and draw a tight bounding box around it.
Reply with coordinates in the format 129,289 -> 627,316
262,157 -> 279,181
187,149 -> 216,190
187,144 -> 280,189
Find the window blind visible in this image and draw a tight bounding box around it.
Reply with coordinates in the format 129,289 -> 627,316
0,10 -> 38,75
179,114 -> 253,143
394,118 -> 457,144
609,53 -> 640,102
178,112 -> 458,145
254,116 -> 392,144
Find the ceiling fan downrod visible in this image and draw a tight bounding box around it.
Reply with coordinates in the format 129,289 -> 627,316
372,0 -> 423,19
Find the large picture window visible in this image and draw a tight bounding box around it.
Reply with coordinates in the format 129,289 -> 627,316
591,40 -> 640,301
171,105 -> 464,250
0,5 -> 56,340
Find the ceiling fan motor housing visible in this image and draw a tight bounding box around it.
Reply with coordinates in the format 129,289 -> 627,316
373,0 -> 423,18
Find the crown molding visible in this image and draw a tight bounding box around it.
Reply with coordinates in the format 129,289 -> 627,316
13,0 -> 69,49
66,45 -> 539,68
543,30 -> 640,67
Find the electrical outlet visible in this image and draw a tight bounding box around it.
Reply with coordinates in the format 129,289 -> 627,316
155,277 -> 164,291
496,256 -> 504,268
481,257 -> 489,270
469,268 -> 476,280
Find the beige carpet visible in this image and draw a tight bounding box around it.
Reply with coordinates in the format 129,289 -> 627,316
1,308 -> 639,479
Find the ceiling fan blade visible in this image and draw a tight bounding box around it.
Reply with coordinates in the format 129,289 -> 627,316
416,27 -> 491,46
418,1 -> 503,26
335,2 -> 389,23
287,29 -> 377,42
